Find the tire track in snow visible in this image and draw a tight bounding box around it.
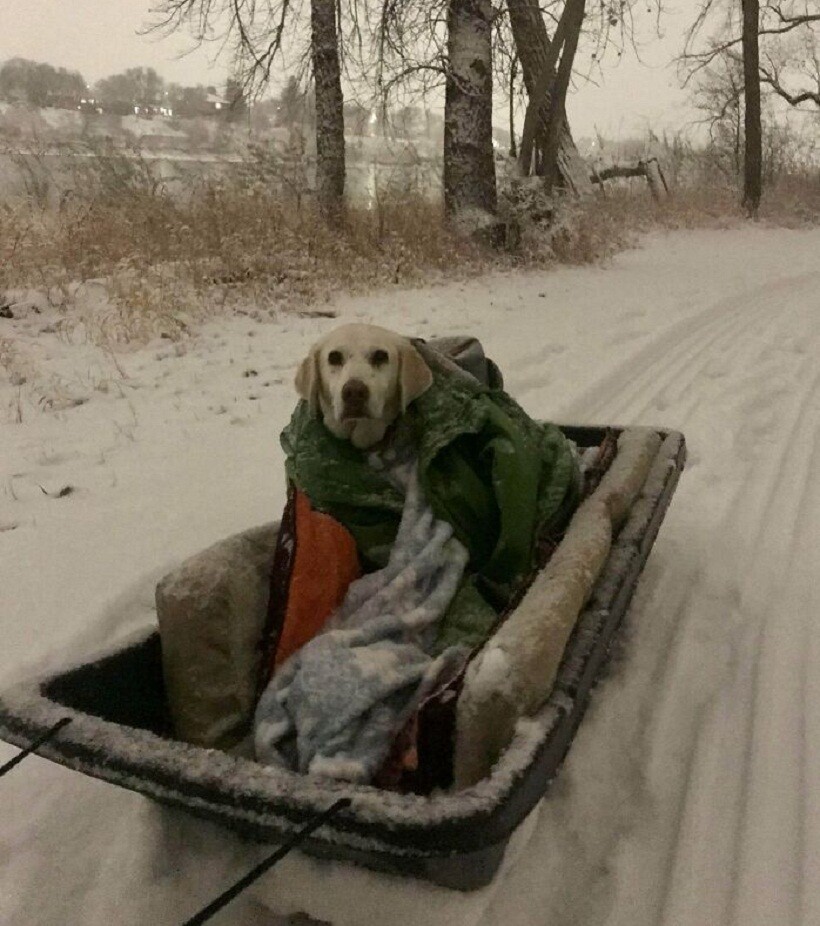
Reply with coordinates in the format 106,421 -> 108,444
508,292 -> 733,409
557,271 -> 820,926
659,367 -> 820,926
600,299 -> 809,926
558,271 -> 819,425
619,302 -> 777,427
657,299 -> 820,926
729,375 -> 820,926
656,295 -> 818,926
587,286 -> 790,426
799,478 -> 820,926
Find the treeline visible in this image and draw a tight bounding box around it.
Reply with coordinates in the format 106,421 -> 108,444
0,59 -> 443,142
0,59 -> 246,119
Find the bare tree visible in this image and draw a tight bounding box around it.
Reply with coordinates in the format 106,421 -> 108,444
683,0 -> 819,212
444,0 -> 498,219
359,0 -> 497,221
312,0 -> 346,219
515,0 -> 587,191
741,0 -> 762,214
683,0 -> 819,109
506,0 -> 668,194
152,0 -> 347,218
506,0 -> 591,193
692,46 -> 809,185
508,54 -> 519,158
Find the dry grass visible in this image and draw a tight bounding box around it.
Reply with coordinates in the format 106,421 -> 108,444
0,155 -> 498,343
1,145 -> 817,347
583,173 -> 820,234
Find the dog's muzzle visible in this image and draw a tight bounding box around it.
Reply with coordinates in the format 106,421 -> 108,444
341,378 -> 371,420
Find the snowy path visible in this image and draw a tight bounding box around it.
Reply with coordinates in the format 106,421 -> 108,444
1,227 -> 819,925
544,272 -> 820,926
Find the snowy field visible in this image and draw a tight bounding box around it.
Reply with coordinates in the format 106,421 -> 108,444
1,226 -> 819,925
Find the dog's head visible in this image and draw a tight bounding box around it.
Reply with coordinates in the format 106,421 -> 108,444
295,323 -> 433,449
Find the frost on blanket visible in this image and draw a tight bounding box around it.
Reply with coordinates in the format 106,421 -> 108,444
254,451 -> 471,782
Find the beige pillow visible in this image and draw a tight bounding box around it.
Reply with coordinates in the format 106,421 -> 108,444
156,523 -> 278,749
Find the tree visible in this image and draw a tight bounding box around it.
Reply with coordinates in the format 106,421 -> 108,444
276,76 -> 310,127
684,0 -> 820,110
312,0 -> 346,219
343,100 -> 372,136
166,83 -> 209,117
514,0 -> 587,192
692,47 -> 806,186
224,77 -> 248,121
392,105 -> 423,138
443,0 -> 497,219
758,11 -> 820,108
505,0 -> 591,193
0,58 -> 86,107
693,53 -> 746,178
505,0 -> 667,194
683,0 -> 819,212
153,0 -> 346,218
95,68 -> 165,108
741,0 -> 762,215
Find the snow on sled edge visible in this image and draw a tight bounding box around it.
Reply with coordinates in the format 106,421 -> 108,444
0,425 -> 685,892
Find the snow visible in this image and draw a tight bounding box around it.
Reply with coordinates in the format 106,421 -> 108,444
2,226 -> 820,924
468,644 -> 513,696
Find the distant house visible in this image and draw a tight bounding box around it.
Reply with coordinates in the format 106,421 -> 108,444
77,98 -> 103,114
205,92 -> 228,114
132,104 -> 175,118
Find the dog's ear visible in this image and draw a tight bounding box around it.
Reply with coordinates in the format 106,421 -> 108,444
399,342 -> 433,412
295,347 -> 320,414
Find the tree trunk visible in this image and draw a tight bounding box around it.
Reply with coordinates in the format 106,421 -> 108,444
509,55 -> 518,159
741,0 -> 762,217
444,0 -> 497,220
539,0 -> 586,191
507,0 -> 591,194
311,0 -> 345,221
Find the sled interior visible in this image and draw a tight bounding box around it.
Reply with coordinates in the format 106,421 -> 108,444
44,424 -> 609,735
0,424 -> 685,891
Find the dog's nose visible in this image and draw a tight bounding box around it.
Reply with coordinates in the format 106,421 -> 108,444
342,379 -> 370,405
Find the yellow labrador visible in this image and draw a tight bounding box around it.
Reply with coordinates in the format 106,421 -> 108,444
295,323 -> 433,449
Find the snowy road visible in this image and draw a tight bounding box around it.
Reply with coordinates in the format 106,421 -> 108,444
1,227 -> 819,925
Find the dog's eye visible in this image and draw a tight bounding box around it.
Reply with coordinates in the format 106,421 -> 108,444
371,349 -> 389,367
327,350 -> 344,367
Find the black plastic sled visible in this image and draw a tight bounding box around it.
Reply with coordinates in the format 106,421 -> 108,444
0,424 -> 685,891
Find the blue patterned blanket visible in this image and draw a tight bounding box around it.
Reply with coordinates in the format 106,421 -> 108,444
253,452 -> 470,782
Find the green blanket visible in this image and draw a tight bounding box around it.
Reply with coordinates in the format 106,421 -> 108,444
281,342 -> 581,650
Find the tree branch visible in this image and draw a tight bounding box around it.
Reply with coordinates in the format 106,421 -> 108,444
759,62 -> 820,105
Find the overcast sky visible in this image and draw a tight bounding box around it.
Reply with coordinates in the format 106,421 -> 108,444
3,0 -> 701,141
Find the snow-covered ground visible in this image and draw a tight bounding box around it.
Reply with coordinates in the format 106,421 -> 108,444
1,226 -> 819,925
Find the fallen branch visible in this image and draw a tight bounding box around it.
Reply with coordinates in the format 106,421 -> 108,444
591,157 -> 670,201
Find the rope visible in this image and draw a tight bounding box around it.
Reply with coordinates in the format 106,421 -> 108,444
0,717 -> 73,778
181,797 -> 352,926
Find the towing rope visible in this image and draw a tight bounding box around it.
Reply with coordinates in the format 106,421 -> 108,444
181,797 -> 353,926
0,717 -> 72,778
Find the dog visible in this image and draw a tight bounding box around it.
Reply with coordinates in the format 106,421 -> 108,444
295,323 -> 433,449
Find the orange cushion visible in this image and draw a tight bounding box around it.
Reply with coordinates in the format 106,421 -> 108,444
272,489 -> 361,671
